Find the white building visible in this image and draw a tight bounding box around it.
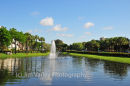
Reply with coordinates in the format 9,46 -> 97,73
8,39 -> 25,50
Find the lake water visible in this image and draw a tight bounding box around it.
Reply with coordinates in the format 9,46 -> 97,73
0,54 -> 130,86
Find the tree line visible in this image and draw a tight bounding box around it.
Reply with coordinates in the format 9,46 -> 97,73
55,37 -> 130,53
0,26 -> 129,53
0,26 -> 50,53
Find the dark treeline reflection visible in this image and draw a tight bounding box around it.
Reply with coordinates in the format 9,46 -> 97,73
0,57 -> 46,85
0,58 -> 24,85
84,58 -> 101,72
0,56 -> 130,85
103,61 -> 128,79
84,57 -> 129,79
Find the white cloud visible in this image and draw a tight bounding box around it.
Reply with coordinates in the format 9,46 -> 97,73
85,32 -> 92,35
31,11 -> 40,16
0,26 -> 2,28
40,17 -> 54,26
56,33 -> 73,37
84,22 -> 94,28
103,26 -> 113,30
52,24 -> 68,31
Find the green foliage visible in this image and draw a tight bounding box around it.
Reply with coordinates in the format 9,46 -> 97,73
99,37 -> 129,52
24,32 -> 33,52
67,37 -> 129,53
55,39 -> 65,51
39,37 -> 45,52
39,37 -> 45,42
72,43 -> 84,51
43,43 -> 50,52
62,44 -> 68,51
9,28 -> 26,53
0,26 -> 129,54
9,28 -> 26,43
85,40 -> 100,51
33,35 -> 39,50
9,28 -> 18,41
0,26 -> 47,53
18,31 -> 26,43
0,26 -> 11,51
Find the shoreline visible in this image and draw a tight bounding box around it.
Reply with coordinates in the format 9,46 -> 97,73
63,52 -> 130,64
65,50 -> 130,57
0,52 -> 49,58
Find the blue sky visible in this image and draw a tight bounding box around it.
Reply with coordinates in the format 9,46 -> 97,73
0,0 -> 130,44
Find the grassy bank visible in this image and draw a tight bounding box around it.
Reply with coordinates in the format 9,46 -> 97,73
63,52 -> 130,64
65,50 -> 130,57
0,52 -> 49,58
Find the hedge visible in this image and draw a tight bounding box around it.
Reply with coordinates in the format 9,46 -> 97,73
65,50 -> 130,57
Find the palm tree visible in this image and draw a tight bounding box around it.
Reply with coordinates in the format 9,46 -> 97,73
30,35 -> 35,53
34,35 -> 39,51
39,37 -> 45,52
117,37 -> 129,52
25,33 -> 32,53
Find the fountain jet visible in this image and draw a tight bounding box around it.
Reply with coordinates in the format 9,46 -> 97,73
49,40 -> 56,59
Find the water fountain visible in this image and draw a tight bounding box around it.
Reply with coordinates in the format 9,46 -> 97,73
49,40 -> 56,59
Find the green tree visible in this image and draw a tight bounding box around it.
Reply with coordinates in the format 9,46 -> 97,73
42,43 -> 50,52
34,35 -> 39,51
55,39 -> 64,51
30,35 -> 35,52
103,39 -> 111,51
72,43 -> 83,51
85,40 -> 100,51
39,37 -> 45,52
25,32 -> 32,53
9,28 -> 26,54
62,44 -> 68,51
113,37 -> 129,52
0,26 -> 11,51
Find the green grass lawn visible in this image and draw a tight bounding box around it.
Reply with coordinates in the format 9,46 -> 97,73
0,52 -> 49,58
63,52 -> 130,64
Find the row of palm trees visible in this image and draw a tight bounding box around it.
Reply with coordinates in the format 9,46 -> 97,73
99,37 -> 129,52
0,26 -> 45,53
23,33 -> 45,53
66,37 -> 129,52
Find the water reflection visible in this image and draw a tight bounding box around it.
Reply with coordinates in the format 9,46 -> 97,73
104,61 -> 128,80
0,58 -> 21,72
84,58 -> 102,72
40,59 -> 56,85
0,56 -> 130,86
0,58 -> 23,85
